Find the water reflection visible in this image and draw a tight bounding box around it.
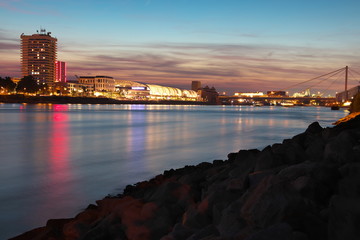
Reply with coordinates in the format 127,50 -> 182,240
48,104 -> 72,199
20,104 -> 76,231
125,109 -> 147,174
0,104 -> 348,239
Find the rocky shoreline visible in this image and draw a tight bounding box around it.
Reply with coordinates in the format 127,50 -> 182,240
10,114 -> 360,240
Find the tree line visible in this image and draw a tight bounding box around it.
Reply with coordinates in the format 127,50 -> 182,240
0,75 -> 47,94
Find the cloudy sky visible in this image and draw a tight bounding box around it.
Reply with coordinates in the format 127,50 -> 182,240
1,0 -> 360,94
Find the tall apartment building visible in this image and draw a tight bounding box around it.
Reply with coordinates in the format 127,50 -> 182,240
55,61 -> 66,82
20,29 -> 57,83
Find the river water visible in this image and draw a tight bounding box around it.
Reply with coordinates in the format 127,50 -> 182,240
0,103 -> 347,239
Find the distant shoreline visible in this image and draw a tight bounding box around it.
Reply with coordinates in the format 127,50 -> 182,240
0,95 -> 344,108
0,95 -> 210,105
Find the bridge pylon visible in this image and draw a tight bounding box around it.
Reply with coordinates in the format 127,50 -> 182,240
345,66 -> 348,101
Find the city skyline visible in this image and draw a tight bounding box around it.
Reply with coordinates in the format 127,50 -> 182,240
1,0 -> 360,95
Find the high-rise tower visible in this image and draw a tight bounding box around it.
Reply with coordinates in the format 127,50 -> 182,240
55,61 -> 67,82
20,29 -> 57,83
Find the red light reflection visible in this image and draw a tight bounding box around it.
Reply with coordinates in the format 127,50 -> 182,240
31,104 -> 75,222
48,104 -> 72,196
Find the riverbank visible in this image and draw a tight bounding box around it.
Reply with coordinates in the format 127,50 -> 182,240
0,95 -> 208,105
10,113 -> 360,240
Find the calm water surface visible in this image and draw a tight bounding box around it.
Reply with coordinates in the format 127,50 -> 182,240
0,103 -> 347,239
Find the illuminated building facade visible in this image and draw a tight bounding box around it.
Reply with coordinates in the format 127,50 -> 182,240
66,81 -> 94,95
20,29 -> 57,83
55,61 -> 66,82
147,84 -> 198,100
115,80 -> 150,99
78,76 -> 115,92
66,78 -> 199,100
114,80 -> 199,100
267,91 -> 287,96
234,92 -> 264,97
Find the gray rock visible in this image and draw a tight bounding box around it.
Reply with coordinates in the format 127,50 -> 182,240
254,146 -> 283,171
305,122 -> 323,134
228,149 -> 259,178
323,130 -> 357,164
244,222 -> 293,240
161,223 -> 194,240
277,162 -> 315,181
292,231 -> 309,240
240,175 -> 305,229
248,170 -> 276,188
337,163 -> 360,198
304,136 -> 325,161
216,203 -> 246,237
182,206 -> 212,229
328,195 -> 360,240
186,224 -> 219,240
273,140 -> 306,164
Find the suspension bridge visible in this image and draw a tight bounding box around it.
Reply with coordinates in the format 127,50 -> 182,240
221,66 -> 360,105
280,66 -> 360,100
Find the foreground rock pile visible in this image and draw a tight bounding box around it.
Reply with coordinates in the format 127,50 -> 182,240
12,115 -> 360,240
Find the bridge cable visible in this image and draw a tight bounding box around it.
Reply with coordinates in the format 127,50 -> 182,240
280,67 -> 345,92
349,68 -> 360,77
323,72 -> 346,95
304,68 -> 345,91
348,69 -> 360,84
348,71 -> 359,83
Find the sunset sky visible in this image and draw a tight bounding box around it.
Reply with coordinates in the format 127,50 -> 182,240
1,0 -> 360,95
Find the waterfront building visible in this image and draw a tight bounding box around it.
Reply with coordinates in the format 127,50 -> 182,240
234,92 -> 264,97
336,86 -> 360,102
66,77 -> 199,100
55,61 -> 66,82
20,29 -> 57,84
66,81 -> 94,96
191,81 -> 202,91
147,84 -> 198,100
199,86 -> 219,104
78,76 -> 115,92
114,79 -> 199,101
115,80 -> 150,99
267,91 -> 287,96
293,89 -> 311,98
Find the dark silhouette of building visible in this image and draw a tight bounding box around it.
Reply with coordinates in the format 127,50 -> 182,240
200,86 -> 219,104
190,81 -> 219,104
267,91 -> 287,96
336,86 -> 360,102
191,81 -> 202,91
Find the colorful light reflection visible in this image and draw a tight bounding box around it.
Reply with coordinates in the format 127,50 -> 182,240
48,104 -> 72,197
